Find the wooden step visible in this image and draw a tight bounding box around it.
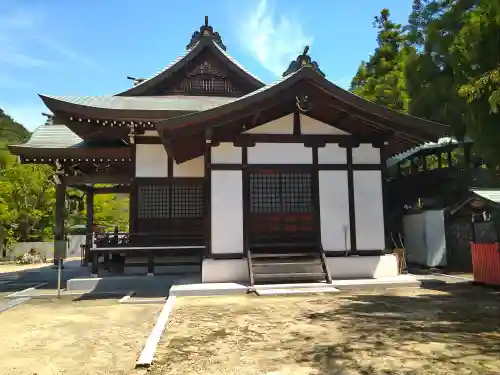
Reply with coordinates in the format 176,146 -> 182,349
253,272 -> 326,280
252,260 -> 322,267
250,252 -> 318,259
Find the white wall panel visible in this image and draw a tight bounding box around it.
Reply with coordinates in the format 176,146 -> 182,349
319,171 -> 351,251
354,170 -> 385,250
300,114 -> 349,135
135,144 -> 168,178
352,144 -> 381,164
318,144 -> 347,164
211,171 -> 243,254
211,142 -> 242,164
244,114 -> 293,134
173,156 -> 204,177
248,143 -> 312,164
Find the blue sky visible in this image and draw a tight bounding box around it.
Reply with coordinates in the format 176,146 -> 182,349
0,0 -> 414,130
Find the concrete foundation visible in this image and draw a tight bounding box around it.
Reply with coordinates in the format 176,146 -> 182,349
202,255 -> 399,283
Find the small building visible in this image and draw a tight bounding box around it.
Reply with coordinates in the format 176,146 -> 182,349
9,18 -> 447,284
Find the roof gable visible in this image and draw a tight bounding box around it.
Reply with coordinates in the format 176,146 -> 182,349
116,18 -> 264,97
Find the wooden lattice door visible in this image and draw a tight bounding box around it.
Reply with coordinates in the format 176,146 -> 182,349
247,170 -> 316,247
135,180 -> 205,245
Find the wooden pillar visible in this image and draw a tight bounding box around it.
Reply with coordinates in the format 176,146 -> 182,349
379,143 -> 391,250
204,133 -> 212,258
53,182 -> 66,267
447,150 -> 452,167
311,146 -> 322,250
438,152 -> 443,169
464,144 -> 472,168
346,146 -> 357,255
85,186 -> 94,266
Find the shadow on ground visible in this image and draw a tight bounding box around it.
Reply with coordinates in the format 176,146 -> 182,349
296,284 -> 500,375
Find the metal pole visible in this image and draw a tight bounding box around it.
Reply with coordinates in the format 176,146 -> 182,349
57,257 -> 62,299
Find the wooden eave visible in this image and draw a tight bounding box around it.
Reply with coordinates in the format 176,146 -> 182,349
40,95 -> 198,121
9,144 -> 131,161
155,68 -> 449,163
115,38 -> 265,97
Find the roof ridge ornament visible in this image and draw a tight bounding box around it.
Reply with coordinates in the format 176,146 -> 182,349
186,16 -> 227,51
282,45 -> 325,77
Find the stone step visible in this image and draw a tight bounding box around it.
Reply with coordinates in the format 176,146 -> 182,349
255,286 -> 339,296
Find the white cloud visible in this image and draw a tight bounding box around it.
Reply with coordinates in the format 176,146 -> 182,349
239,0 -> 313,77
0,102 -> 46,131
0,6 -> 102,79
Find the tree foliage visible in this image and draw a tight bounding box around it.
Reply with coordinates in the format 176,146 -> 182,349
353,0 -> 500,167
0,108 -> 129,249
350,9 -> 409,112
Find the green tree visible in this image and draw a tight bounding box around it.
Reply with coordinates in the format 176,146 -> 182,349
455,1 -> 500,163
404,0 -> 477,139
350,9 -> 409,112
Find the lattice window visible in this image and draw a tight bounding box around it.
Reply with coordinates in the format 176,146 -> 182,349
138,185 -> 169,219
171,184 -> 204,218
281,172 -> 312,213
249,171 -> 312,214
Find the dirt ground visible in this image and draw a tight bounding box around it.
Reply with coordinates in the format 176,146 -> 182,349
0,297 -> 162,375
0,256 -> 81,274
147,285 -> 500,375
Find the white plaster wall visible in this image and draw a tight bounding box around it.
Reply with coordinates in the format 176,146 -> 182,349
318,144 -> 347,164
248,143 -> 312,164
300,114 -> 349,135
8,235 -> 85,260
211,171 -> 244,254
211,142 -> 242,164
354,170 -> 385,250
319,171 -> 351,251
326,255 -> 398,278
202,259 -> 249,282
244,114 -> 293,134
135,144 -> 168,177
173,156 -> 204,177
352,144 -> 381,164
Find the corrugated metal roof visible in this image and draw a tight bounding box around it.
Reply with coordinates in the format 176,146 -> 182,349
386,136 -> 473,168
17,124 -> 82,148
471,189 -> 500,204
40,94 -> 236,112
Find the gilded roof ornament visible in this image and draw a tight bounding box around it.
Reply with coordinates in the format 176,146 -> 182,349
282,46 -> 325,77
186,16 -> 227,51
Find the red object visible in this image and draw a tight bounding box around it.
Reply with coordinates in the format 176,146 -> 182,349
470,242 -> 500,285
